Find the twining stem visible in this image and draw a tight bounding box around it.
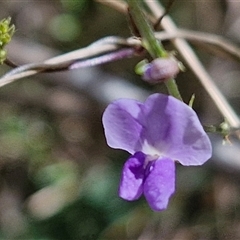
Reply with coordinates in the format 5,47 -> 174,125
126,0 -> 183,101
127,0 -> 166,58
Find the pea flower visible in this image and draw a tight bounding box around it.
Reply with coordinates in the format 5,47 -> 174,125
102,93 -> 212,211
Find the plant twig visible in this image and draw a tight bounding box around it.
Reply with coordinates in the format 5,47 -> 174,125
154,30 -> 240,61
0,30 -> 240,91
0,37 -> 135,87
154,0 -> 176,30
96,1 -> 240,62
1,30 -> 240,91
126,0 -> 183,101
4,58 -> 18,68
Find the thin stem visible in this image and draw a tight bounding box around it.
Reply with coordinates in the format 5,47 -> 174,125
4,58 -> 18,68
0,37 -> 127,87
154,30 -> 240,61
165,78 -> 183,100
70,48 -> 135,69
126,0 -> 182,101
154,0 -> 176,30
127,0 -> 166,58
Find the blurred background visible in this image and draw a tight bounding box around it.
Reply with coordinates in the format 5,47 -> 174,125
0,0 -> 240,239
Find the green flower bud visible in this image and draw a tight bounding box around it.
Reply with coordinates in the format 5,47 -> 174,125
0,17 -> 15,46
0,49 -> 7,64
0,17 -> 15,64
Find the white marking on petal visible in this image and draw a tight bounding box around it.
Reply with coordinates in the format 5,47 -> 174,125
141,140 -> 162,156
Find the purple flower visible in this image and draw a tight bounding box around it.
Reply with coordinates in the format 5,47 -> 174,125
102,93 -> 212,211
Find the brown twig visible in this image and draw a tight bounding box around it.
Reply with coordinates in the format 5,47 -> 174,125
0,37 -> 132,87
153,0 -> 176,30
154,30 -> 240,61
1,31 -> 240,92
4,58 -> 18,68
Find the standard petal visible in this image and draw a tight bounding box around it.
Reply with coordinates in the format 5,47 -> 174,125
102,98 -> 144,154
141,94 -> 212,165
119,152 -> 145,200
144,158 -> 175,211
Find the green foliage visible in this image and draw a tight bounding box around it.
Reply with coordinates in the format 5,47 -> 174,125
0,17 -> 15,64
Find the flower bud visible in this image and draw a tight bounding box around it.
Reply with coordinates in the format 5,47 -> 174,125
0,49 -> 6,64
0,17 -> 15,46
142,57 -> 180,83
0,17 -> 15,64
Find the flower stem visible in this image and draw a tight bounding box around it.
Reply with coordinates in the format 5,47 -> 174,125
126,0 -> 183,101
165,78 -> 183,100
